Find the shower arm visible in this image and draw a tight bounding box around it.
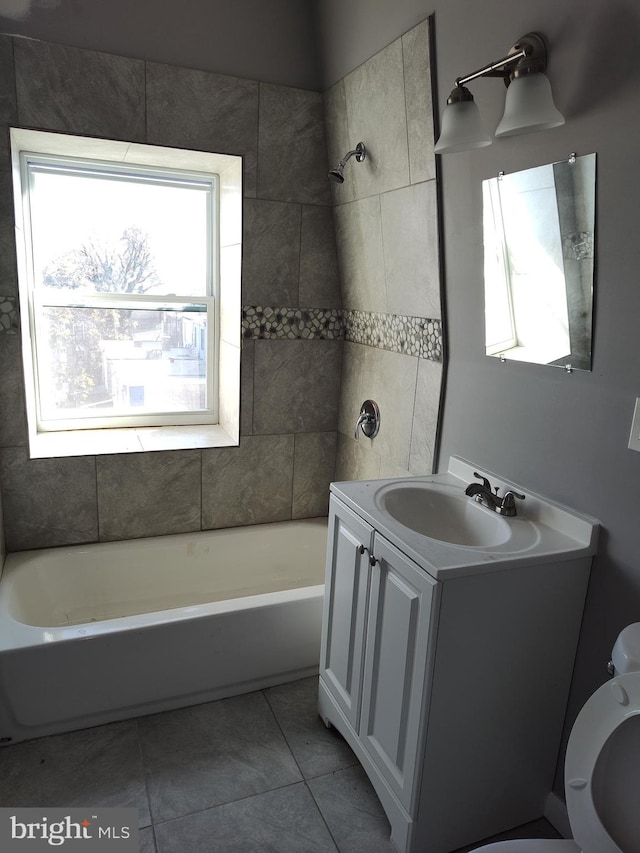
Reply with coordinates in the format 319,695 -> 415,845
339,142 -> 366,167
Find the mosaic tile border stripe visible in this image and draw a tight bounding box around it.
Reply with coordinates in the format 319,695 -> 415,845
242,307 -> 344,340
242,306 -> 443,362
0,298 -> 444,362
343,310 -> 443,362
0,297 -> 18,334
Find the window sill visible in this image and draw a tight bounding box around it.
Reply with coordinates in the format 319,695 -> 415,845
28,424 -> 238,459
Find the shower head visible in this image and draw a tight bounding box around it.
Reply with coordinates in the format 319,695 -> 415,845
328,164 -> 345,183
328,142 -> 366,183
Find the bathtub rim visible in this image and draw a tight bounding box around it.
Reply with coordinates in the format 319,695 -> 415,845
0,517 -> 328,651
0,579 -> 326,652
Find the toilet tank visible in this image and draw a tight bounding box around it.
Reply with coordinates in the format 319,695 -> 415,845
611,623 -> 640,674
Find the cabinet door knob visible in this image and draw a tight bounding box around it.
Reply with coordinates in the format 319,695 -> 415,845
369,555 -> 378,566
358,544 -> 366,555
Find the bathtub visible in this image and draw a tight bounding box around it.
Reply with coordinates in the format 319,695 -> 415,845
0,517 -> 327,744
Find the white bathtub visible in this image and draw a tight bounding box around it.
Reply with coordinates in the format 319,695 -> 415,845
0,517 -> 327,744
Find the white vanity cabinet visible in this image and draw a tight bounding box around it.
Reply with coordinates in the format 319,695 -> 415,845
321,502 -> 439,814
319,471 -> 599,853
321,502 -> 373,731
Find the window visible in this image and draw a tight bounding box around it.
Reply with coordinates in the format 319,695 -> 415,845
11,130 -> 242,456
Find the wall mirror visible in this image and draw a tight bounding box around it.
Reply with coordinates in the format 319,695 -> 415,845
483,153 -> 596,371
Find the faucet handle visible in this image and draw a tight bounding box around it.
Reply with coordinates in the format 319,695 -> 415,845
354,400 -> 380,441
354,412 -> 368,440
472,472 -> 492,491
498,490 -> 525,516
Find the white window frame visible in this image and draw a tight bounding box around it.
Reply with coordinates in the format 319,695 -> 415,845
483,179 -> 517,356
11,129 -> 242,457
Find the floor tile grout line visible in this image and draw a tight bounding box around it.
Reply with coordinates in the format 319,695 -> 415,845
133,717 -> 155,829
303,777 -> 343,853
130,687 -> 309,830
148,764 -> 366,832
260,686 -> 307,781
149,778 -> 312,831
147,686 -> 348,835
261,685 -> 352,853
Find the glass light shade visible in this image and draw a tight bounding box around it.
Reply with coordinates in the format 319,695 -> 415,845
434,99 -> 492,154
495,72 -> 565,137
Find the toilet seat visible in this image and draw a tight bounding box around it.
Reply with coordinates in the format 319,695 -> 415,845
565,669 -> 640,853
466,841 -> 579,851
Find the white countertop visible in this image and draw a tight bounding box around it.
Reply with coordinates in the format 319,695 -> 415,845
330,457 -> 600,580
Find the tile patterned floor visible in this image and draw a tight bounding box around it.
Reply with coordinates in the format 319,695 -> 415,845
0,677 -> 563,852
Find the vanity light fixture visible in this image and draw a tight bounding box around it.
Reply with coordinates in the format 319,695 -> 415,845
434,32 -> 564,155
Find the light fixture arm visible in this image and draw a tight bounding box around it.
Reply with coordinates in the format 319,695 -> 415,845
452,33 -> 548,92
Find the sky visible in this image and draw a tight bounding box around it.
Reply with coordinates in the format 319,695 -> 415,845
29,165 -> 211,297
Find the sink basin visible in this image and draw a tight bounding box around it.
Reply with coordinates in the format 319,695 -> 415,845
332,457 -> 598,576
376,485 -> 512,547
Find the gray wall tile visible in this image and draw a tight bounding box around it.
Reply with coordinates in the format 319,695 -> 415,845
402,19 -> 436,184
337,344 -> 419,475
240,340 -> 255,436
0,447 -> 98,550
0,489 -> 5,571
344,39 -> 410,199
0,171 -> 17,296
0,36 -> 16,171
361,347 -> 418,468
0,332 -> 27,447
258,84 -> 331,206
253,339 -> 342,434
334,431 -> 380,482
15,39 -> 145,141
323,81 -> 356,206
202,434 -> 294,529
299,205 -> 341,308
360,347 -> 418,471
292,431 -> 336,518
327,19 -> 443,486
0,35 -> 350,550
409,358 -> 442,475
146,62 -> 259,197
337,341 -> 366,439
379,459 -> 412,479
242,198 -> 301,305
333,197 -> 386,313
381,181 -> 440,319
97,450 -> 201,541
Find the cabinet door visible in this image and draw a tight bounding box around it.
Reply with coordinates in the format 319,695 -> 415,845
320,498 -> 373,731
360,533 -> 440,813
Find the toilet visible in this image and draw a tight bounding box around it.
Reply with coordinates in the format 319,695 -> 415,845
472,623 -> 640,853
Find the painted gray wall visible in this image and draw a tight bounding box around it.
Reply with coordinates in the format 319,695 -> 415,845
0,0 -> 322,89
317,0 -> 640,787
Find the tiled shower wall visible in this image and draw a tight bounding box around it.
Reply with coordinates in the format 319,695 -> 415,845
325,18 -> 444,480
0,489 -> 4,563
0,35 -> 343,551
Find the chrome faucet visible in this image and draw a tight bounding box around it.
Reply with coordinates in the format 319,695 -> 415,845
464,473 -> 525,517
